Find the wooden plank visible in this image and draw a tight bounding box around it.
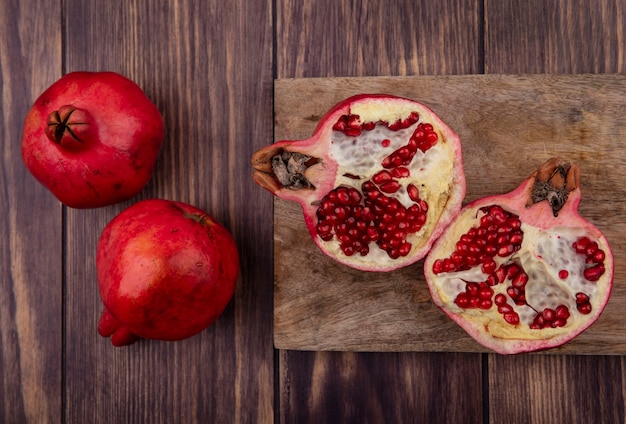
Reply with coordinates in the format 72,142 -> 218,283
488,354 -> 625,423
277,0 -> 484,78
276,1 -> 485,423
0,0 -> 63,422
484,0 -> 625,74
273,73 -> 626,353
484,1 -> 626,423
279,350 -> 483,423
62,1 -> 274,422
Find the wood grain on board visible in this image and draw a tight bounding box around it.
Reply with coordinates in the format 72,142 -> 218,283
273,73 -> 626,354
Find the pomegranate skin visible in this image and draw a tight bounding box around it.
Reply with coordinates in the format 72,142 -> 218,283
424,158 -> 613,354
96,199 -> 239,346
21,71 -> 164,208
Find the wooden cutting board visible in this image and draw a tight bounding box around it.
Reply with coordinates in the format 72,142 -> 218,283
272,74 -> 626,354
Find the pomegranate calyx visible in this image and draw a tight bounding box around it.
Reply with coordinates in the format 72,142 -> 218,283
45,105 -> 93,149
271,150 -> 318,189
528,157 -> 580,217
252,146 -> 320,193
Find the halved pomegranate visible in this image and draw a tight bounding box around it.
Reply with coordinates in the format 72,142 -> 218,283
252,94 -> 465,271
424,158 -> 613,354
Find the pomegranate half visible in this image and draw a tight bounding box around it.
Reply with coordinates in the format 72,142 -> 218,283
424,158 -> 613,354
252,94 -> 465,271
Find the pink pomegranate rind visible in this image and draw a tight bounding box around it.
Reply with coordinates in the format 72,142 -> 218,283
424,158 -> 613,354
252,94 -> 465,271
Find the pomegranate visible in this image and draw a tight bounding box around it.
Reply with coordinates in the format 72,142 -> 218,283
424,158 -> 613,354
252,94 -> 465,271
96,199 -> 239,346
21,71 -> 164,208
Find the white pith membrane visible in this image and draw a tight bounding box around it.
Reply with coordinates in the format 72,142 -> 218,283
317,110 -> 456,269
427,203 -> 612,353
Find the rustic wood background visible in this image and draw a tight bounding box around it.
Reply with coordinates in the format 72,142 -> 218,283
0,0 -> 624,423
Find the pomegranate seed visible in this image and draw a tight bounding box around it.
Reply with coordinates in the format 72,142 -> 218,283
584,241 -> 599,256
334,206 -> 347,220
481,258 -> 497,274
483,244 -> 497,256
591,249 -> 605,263
466,282 -> 478,296
372,170 -> 393,185
558,269 -> 569,279
480,214 -> 493,226
573,236 -> 591,254
498,304 -> 513,313
531,315 -> 545,329
503,313 -> 520,325
344,128 -> 361,137
574,292 -> 592,314
478,285 -> 493,299
455,241 -> 469,253
346,114 -> 360,128
511,271 -> 528,288
455,293 -> 470,308
509,231 -> 523,244
432,259 -> 444,274
479,299 -> 493,309
381,139 -> 391,147
506,264 -> 520,278
507,287 -> 520,299
407,184 -> 420,202
379,181 -> 401,194
494,293 -> 507,306
332,115 -> 347,132
583,264 -> 605,282
493,265 -> 507,284
387,120 -> 402,131
575,292 -> 589,304
399,242 -> 412,257
362,122 -> 376,131
342,245 -> 355,256
390,167 -> 410,178
556,305 -> 570,319
497,244 -> 514,257
319,231 -> 333,241
542,308 -> 555,322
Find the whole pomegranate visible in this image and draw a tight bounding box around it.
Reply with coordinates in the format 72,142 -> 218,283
252,94 -> 465,271
96,199 -> 239,346
21,71 -> 164,208
424,158 -> 613,354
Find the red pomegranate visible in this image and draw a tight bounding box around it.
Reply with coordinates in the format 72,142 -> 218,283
252,94 -> 465,271
96,199 -> 239,346
424,158 -> 613,354
21,71 -> 164,208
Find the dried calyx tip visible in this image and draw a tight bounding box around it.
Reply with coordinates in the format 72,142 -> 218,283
528,158 -> 580,217
271,151 -> 317,190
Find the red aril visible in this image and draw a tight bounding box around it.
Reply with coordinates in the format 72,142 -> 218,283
424,158 -> 613,354
252,94 -> 465,271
